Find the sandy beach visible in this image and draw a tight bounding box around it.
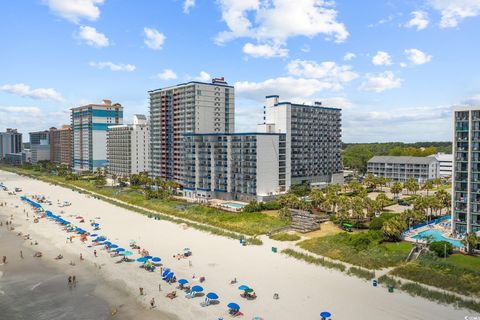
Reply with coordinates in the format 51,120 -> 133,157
0,169 -> 474,320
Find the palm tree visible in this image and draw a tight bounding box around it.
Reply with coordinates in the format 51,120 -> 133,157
405,177 -> 420,195
382,215 -> 407,241
309,189 -> 325,210
350,196 -> 364,221
390,182 -> 403,199
278,193 -> 300,209
423,180 -> 434,196
336,195 -> 351,221
375,193 -> 390,212
364,197 -> 380,219
364,174 -> 378,190
461,233 -> 479,255
435,189 -> 451,213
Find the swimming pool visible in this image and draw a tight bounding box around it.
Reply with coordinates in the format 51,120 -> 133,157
412,229 -> 464,248
223,202 -> 245,209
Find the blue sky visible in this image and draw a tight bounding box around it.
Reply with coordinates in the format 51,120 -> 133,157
1,0 -> 480,142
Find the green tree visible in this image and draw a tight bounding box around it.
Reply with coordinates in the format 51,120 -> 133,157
423,180 -> 434,196
382,215 -> 407,242
390,182 -> 403,199
278,207 -> 292,222
429,241 -> 453,258
364,174 -> 379,190
404,177 -> 420,195
309,188 -> 325,209
375,193 -> 390,212
461,233 -> 479,255
351,196 -> 365,221
336,195 -> 351,220
277,193 -> 300,209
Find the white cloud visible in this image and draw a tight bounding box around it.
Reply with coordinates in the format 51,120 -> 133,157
404,48 -> 432,65
301,45 -> 311,53
157,69 -> 177,81
43,0 -> 104,23
463,94 -> 480,106
242,42 -> 288,58
183,0 -> 195,14
215,0 -> 348,45
193,71 -> 211,82
372,51 -> 392,66
404,10 -> 429,30
78,25 -> 109,47
343,52 -> 356,61
320,97 -> 354,109
287,60 -> 358,84
358,71 -> 402,93
144,27 -> 166,50
0,83 -> 64,101
235,77 -> 341,102
429,0 -> 480,28
0,106 -> 42,116
89,61 -> 136,72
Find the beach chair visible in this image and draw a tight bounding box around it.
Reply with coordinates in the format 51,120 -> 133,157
200,299 -> 210,307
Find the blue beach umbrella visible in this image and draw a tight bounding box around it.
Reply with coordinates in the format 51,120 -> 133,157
162,269 -> 171,277
94,236 -> 106,242
109,244 -> 118,249
227,302 -> 240,311
178,279 -> 188,285
151,257 -> 161,262
136,257 -> 148,263
103,241 -> 111,245
320,312 -> 331,318
144,255 -> 152,259
238,285 -> 249,291
116,248 -> 125,252
92,223 -> 99,226
206,292 -> 219,300
191,285 -> 203,292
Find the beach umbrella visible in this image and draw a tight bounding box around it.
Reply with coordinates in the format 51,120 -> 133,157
191,285 -> 203,292
122,251 -> 133,256
144,255 -> 152,259
178,279 -> 189,285
151,257 -> 161,262
162,269 -> 171,277
116,248 -> 125,252
206,292 -> 219,300
109,244 -> 118,249
95,236 -> 106,242
103,241 -> 111,245
136,257 -> 148,263
238,285 -> 249,291
92,223 -> 99,227
320,312 -> 331,318
90,234 -> 99,237
245,288 -> 254,293
227,302 -> 240,311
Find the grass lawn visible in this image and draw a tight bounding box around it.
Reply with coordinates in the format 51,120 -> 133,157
303,221 -> 343,238
1,166 -> 287,236
391,254 -> 480,297
298,231 -> 412,269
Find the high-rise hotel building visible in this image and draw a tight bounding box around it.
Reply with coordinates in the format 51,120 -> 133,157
107,115 -> 150,178
257,95 -> 343,188
149,78 -> 234,182
0,128 -> 22,159
452,107 -> 480,234
71,100 -> 123,172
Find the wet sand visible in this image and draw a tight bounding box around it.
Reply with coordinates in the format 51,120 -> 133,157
0,210 -> 177,320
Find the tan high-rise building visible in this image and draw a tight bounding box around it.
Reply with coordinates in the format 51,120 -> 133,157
49,125 -> 72,165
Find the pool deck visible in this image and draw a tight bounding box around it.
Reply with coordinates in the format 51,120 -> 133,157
404,223 -> 464,247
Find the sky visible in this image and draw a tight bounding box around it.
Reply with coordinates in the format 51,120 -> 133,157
1,0 -> 480,143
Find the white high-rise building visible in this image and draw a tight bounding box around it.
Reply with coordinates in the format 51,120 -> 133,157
107,115 -> 149,178
0,128 -> 22,159
149,77 -> 234,182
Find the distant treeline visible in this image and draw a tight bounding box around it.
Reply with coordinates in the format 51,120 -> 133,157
342,142 -> 452,173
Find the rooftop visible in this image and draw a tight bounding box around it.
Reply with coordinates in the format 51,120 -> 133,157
368,156 -> 438,165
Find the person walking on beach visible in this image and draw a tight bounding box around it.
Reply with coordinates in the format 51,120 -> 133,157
20,250 -> 23,259
72,275 -> 76,287
68,276 -> 72,285
94,250 -> 97,257
159,284 -> 162,291
139,287 -> 144,296
80,253 -> 84,261
150,298 -> 155,309
2,256 -> 6,264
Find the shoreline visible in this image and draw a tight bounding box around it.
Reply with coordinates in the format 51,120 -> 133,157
0,169 -> 476,319
0,207 -> 177,320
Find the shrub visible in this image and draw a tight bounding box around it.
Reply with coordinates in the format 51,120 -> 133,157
281,249 -> 346,272
429,241 -> 453,258
347,267 -> 375,281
